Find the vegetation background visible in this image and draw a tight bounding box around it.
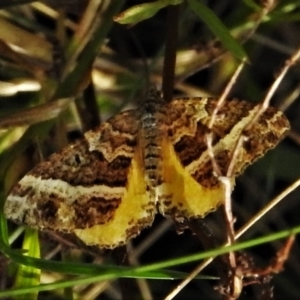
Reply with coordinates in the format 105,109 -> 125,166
0,0 -> 300,299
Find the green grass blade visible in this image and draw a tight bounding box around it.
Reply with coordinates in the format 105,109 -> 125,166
14,228 -> 40,300
114,0 -> 183,24
0,226 -> 299,298
1,222 -> 299,277
187,0 -> 247,60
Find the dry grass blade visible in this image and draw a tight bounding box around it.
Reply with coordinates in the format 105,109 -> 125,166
0,98 -> 72,128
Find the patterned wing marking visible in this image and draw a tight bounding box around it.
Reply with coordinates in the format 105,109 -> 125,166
85,110 -> 139,162
185,99 -> 290,185
5,109 -> 155,248
157,136 -> 227,221
157,98 -> 290,220
75,145 -> 155,248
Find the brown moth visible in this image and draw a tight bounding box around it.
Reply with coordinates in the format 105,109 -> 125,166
4,88 -> 290,249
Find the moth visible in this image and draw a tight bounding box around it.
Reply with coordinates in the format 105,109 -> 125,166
4,88 -> 290,249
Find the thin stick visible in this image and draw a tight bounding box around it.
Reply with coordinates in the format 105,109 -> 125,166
208,59 -> 246,129
245,47 -> 300,130
204,59 -> 246,297
205,58 -> 246,241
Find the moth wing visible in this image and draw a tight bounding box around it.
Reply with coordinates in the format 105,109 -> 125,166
5,110 -> 155,248
158,98 -> 289,220
75,144 -> 154,248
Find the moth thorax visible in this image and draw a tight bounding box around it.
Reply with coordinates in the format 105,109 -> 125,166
140,89 -> 167,191
140,112 -> 163,189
